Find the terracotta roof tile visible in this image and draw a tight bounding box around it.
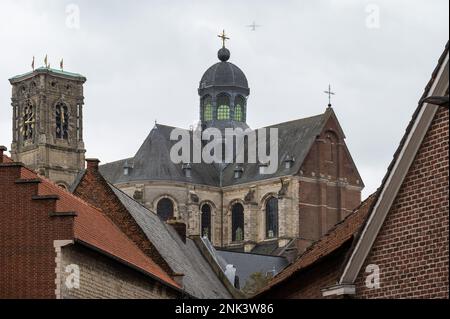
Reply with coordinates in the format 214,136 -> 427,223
256,194 -> 376,295
11,160 -> 180,290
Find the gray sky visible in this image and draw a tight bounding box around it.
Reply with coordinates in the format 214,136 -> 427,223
0,0 -> 448,198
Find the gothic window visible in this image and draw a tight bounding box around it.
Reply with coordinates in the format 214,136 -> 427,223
217,94 -> 230,120
55,102 -> 69,140
157,198 -> 174,222
22,101 -> 35,141
203,96 -> 213,121
201,204 -> 212,240
265,197 -> 279,238
234,96 -> 245,121
231,203 -> 244,242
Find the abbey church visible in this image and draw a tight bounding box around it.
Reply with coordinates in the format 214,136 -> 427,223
6,37 -> 363,258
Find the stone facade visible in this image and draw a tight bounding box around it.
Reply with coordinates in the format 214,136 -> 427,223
9,68 -> 86,189
114,113 -> 362,253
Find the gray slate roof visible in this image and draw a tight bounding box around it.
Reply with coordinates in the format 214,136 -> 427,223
100,109 -> 332,187
200,61 -> 249,89
216,250 -> 289,289
109,185 -> 232,299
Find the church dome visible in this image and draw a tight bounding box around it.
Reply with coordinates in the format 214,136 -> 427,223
199,49 -> 249,92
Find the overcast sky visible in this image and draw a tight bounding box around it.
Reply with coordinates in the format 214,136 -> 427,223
0,0 -> 448,197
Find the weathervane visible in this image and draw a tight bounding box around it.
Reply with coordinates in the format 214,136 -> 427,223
217,29 -> 229,48
324,84 -> 336,107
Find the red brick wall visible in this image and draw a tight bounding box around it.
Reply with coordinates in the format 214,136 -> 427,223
354,106 -> 449,299
73,166 -> 174,275
259,242 -> 350,299
0,164 -> 74,298
298,114 -> 362,246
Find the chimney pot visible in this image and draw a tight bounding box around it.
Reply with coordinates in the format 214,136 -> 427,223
167,219 -> 187,243
86,158 -> 100,172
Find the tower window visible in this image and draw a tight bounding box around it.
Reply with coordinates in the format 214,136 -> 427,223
55,102 -> 69,140
231,203 -> 244,242
217,94 -> 230,120
234,96 -> 246,121
203,96 -> 213,121
157,198 -> 174,222
201,204 -> 212,240
22,101 -> 35,141
265,197 -> 279,238
234,105 -> 243,121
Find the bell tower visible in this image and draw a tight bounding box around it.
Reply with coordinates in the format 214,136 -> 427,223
9,66 -> 87,189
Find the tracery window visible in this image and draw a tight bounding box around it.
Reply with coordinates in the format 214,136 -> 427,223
265,197 -> 279,238
201,204 -> 212,240
232,203 -> 244,242
157,198 -> 174,222
55,102 -> 69,139
22,101 -> 35,141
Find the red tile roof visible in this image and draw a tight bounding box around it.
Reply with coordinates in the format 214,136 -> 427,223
256,194 -> 376,296
5,156 -> 180,290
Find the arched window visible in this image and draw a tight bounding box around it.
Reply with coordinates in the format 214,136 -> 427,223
234,96 -> 245,121
202,96 -> 213,121
265,197 -> 279,238
231,203 -> 244,242
201,204 -> 212,240
22,101 -> 35,141
55,102 -> 69,140
217,94 -> 230,120
157,198 -> 174,221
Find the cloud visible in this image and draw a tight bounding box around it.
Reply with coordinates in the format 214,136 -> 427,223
0,0 -> 448,198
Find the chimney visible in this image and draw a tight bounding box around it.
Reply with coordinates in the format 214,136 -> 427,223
0,146 -> 7,163
167,219 -> 187,243
86,158 -> 100,172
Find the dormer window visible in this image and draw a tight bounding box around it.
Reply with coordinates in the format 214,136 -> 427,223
284,155 -> 295,169
259,161 -> 270,174
123,161 -> 133,176
234,165 -> 244,179
182,162 -> 192,178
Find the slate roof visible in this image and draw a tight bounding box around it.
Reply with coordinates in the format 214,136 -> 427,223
200,61 -> 249,90
108,185 -> 232,299
216,250 -> 289,289
100,109 -> 333,187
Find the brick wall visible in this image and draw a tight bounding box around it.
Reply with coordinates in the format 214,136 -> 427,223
74,163 -> 174,275
354,106 -> 449,298
0,164 -> 74,298
298,114 -> 362,251
259,242 -> 351,299
59,244 -> 177,299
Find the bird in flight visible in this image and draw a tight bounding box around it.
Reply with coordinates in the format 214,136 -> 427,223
246,21 -> 261,31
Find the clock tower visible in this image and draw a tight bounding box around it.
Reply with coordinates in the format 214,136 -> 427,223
9,66 -> 87,189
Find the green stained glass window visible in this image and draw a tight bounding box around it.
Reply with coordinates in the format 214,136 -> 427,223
217,105 -> 230,120
204,104 -> 213,121
203,96 -> 213,121
217,94 -> 230,120
234,96 -> 246,122
235,105 -> 243,121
